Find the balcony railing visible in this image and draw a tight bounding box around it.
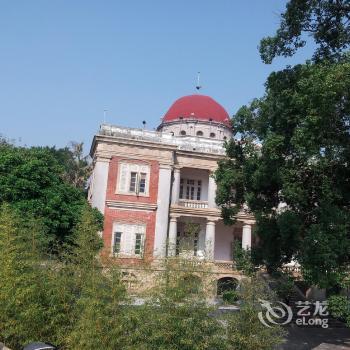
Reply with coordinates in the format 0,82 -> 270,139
178,199 -> 208,209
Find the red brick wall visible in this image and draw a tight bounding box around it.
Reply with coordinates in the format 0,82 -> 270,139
102,156 -> 160,263
106,156 -> 159,204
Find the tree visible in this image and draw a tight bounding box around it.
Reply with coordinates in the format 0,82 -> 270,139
0,143 -> 102,244
126,258 -> 227,350
226,277 -> 285,350
215,59 -> 350,288
0,204 -> 48,349
50,142 -> 91,191
260,0 -> 350,63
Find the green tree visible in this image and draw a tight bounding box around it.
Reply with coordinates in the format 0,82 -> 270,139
127,258 -> 227,350
50,141 -> 91,191
260,0 -> 350,63
0,143 -> 102,244
215,59 -> 350,288
0,204 -> 48,349
67,266 -> 128,350
226,277 -> 285,350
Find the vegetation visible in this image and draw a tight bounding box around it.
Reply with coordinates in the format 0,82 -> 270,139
0,203 -> 285,349
0,141 -> 102,245
216,0 -> 350,289
226,277 -> 286,350
328,295 -> 350,326
259,0 -> 350,63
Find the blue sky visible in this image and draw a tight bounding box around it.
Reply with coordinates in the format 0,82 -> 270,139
0,1 -> 315,150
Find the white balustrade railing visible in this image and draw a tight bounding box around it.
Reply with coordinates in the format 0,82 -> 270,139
178,199 -> 208,209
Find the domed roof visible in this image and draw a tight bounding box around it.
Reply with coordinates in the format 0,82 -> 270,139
161,94 -> 231,127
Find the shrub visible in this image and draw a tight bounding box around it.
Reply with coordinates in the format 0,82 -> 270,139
328,295 -> 350,325
222,290 -> 240,304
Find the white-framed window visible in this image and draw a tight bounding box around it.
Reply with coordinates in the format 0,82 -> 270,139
112,223 -> 146,257
179,178 -> 202,200
117,162 -> 150,196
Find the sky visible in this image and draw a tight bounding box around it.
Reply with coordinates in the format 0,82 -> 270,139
0,1 -> 315,151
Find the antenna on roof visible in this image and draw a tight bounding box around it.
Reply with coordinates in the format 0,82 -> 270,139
196,71 -> 202,91
103,109 -> 107,124
142,120 -> 146,129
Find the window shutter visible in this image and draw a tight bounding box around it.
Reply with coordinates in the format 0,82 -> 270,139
119,163 -> 129,192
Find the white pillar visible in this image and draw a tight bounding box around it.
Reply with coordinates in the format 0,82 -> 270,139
168,216 -> 178,256
90,157 -> 109,213
154,165 -> 172,258
208,172 -> 217,208
205,220 -> 216,260
171,168 -> 181,204
242,223 -> 252,250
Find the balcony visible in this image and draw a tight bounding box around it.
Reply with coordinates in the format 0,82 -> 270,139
178,199 -> 208,209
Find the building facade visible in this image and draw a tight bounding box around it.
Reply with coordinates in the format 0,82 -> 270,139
88,94 -> 255,293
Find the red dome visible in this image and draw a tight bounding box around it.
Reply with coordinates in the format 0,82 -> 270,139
162,94 -> 231,127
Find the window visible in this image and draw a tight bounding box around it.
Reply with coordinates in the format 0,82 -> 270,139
186,179 -> 195,199
134,233 -> 144,255
129,172 -> 137,192
180,130 -> 186,136
113,232 -> 122,254
193,230 -> 199,256
196,180 -> 202,200
139,173 -> 147,193
117,162 -> 150,195
223,136 -> 227,140
196,130 -> 203,136
112,223 -> 146,257
180,178 -> 202,201
209,132 -> 216,138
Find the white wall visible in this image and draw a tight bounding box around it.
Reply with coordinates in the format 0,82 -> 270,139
90,160 -> 109,213
214,221 -> 235,261
161,121 -> 232,141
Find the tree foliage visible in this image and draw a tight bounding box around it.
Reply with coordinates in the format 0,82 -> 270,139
0,204 -> 49,349
260,0 -> 350,63
215,59 -> 350,287
0,142 -> 102,244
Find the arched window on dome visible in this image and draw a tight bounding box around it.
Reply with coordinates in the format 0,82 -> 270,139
209,132 -> 216,138
180,130 -> 186,136
196,130 -> 203,137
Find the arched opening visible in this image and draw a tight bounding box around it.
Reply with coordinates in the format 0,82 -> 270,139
180,130 -> 186,136
217,277 -> 238,296
196,130 -> 203,137
209,132 -> 216,138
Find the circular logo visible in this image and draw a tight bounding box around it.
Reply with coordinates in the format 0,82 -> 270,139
258,299 -> 293,327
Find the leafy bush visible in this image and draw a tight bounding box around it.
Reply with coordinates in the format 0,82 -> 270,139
328,295 -> 350,325
222,290 -> 240,304
226,277 -> 285,350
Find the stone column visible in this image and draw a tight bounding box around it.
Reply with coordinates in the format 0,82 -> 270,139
205,219 -> 216,260
207,172 -> 217,208
242,223 -> 252,250
154,164 -> 172,258
171,167 -> 181,204
168,216 -> 178,256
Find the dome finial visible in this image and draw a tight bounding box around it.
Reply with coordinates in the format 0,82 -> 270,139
195,71 -> 202,91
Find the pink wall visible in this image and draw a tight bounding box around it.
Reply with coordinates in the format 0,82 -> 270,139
214,222 -> 242,261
